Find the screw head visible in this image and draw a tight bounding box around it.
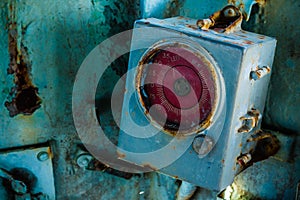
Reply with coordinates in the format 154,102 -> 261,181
192,135 -> 214,156
76,154 -> 93,168
37,151 -> 49,162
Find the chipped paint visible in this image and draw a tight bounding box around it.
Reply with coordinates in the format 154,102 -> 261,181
5,1 -> 41,117
0,0 -> 298,199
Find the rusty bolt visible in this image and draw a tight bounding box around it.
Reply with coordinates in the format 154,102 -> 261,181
237,153 -> 252,166
37,151 -> 49,162
192,135 -> 214,156
197,18 -> 214,30
250,66 -> 271,80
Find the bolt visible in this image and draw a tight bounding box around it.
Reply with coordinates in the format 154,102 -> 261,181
192,135 -> 214,156
237,153 -> 252,166
76,154 -> 93,168
250,66 -> 271,80
37,151 -> 49,162
223,7 -> 237,17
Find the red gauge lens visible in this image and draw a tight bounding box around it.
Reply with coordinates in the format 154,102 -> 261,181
137,44 -> 216,134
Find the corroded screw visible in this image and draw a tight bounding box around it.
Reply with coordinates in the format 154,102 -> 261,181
237,153 -> 252,166
250,66 -> 271,80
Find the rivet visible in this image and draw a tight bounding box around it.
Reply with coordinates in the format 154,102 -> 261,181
37,151 -> 49,162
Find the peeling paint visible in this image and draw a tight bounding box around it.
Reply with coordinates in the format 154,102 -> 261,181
5,2 -> 41,117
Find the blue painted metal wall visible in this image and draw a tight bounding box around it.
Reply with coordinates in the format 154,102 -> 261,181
0,0 -> 299,199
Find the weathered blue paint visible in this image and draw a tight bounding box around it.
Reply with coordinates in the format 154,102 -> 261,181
0,0 -> 178,199
141,0 -> 300,134
0,0 -> 299,199
118,16 -> 276,191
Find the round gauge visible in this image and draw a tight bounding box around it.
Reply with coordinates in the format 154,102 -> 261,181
136,41 -> 218,135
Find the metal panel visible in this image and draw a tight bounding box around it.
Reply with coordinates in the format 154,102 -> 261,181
0,146 -> 55,199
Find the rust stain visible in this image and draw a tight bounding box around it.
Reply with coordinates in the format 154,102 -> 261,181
255,0 -> 266,6
185,24 -> 198,30
47,147 -> 54,159
243,40 -> 254,44
5,3 -> 41,117
117,151 -> 126,159
142,163 -> 158,171
177,16 -> 187,20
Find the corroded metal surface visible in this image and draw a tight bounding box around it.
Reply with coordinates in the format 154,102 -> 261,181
0,0 -> 177,199
0,0 -> 299,199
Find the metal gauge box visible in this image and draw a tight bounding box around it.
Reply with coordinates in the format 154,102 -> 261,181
118,17 -> 276,191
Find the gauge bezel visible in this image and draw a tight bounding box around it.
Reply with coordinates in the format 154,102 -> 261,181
135,38 -> 222,136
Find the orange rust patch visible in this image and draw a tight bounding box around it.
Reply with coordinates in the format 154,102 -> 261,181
5,4 -> 41,117
117,152 -> 126,159
244,40 -> 254,45
142,163 -> 158,171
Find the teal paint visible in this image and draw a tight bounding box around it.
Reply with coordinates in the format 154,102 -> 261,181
0,0 -> 177,199
0,0 -> 299,199
259,0 -> 300,133
241,1 -> 300,133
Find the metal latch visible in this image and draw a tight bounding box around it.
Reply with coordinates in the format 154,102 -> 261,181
197,5 -> 243,33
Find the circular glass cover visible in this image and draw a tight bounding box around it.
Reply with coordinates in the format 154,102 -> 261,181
136,42 -> 217,135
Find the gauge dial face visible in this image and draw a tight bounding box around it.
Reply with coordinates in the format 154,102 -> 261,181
137,43 -> 217,135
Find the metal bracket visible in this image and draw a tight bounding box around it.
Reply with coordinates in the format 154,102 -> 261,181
197,5 -> 243,34
0,145 -> 55,199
